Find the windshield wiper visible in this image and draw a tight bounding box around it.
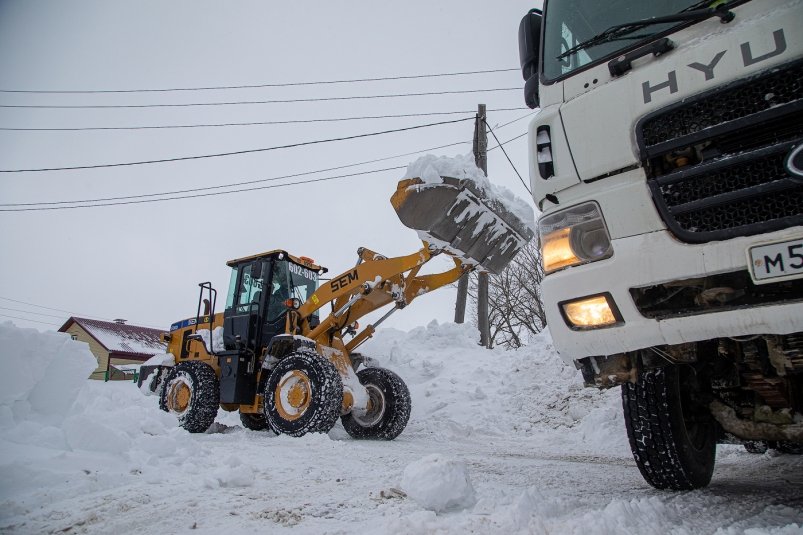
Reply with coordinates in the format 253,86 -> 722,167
557,4 -> 735,60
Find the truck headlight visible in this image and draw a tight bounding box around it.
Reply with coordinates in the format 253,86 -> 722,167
560,293 -> 622,330
539,202 -> 612,274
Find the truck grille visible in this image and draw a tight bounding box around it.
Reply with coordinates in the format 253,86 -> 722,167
637,60 -> 803,243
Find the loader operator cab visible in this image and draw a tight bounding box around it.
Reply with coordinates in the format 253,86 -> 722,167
222,250 -> 321,355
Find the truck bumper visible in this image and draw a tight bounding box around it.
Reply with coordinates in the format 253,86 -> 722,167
544,226 -> 803,365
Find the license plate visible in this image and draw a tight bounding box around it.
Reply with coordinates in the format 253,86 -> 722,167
748,237 -> 803,284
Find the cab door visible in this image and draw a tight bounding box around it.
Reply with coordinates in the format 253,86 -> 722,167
223,260 -> 267,351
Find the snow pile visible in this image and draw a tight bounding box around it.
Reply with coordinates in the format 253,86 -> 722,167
400,454 -> 476,513
402,153 -> 536,232
0,322 -> 97,430
361,321 -> 627,454
0,322 -> 180,457
2,321 -> 800,534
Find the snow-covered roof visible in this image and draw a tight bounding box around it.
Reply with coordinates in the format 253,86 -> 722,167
60,317 -> 166,357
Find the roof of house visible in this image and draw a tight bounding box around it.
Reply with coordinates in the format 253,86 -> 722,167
59,317 -> 166,357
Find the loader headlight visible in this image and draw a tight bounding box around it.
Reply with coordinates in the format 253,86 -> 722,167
560,293 -> 622,330
539,202 -> 612,274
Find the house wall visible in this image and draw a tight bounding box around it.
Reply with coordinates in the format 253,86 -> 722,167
64,324 -> 110,380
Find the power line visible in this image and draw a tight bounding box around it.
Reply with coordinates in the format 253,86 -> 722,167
0,142 -> 467,207
0,87 -> 521,109
0,111 -> 536,208
0,296 -> 162,329
0,131 -> 528,212
0,68 -> 520,94
0,165 -> 406,211
0,313 -> 61,327
0,107 -> 527,132
0,116 -> 474,173
484,119 -> 531,195
0,305 -> 68,319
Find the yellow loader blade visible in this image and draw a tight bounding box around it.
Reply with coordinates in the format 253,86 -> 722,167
391,177 -> 534,275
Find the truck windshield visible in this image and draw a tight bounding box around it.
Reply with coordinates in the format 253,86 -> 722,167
543,0 -> 721,80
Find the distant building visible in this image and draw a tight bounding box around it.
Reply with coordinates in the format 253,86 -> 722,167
58,317 -> 167,381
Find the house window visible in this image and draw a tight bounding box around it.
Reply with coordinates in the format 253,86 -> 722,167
71,334 -> 78,340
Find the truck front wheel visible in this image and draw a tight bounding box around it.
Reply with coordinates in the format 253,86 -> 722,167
622,364 -> 717,490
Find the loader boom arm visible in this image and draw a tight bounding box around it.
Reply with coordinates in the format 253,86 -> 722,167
296,243 -> 466,349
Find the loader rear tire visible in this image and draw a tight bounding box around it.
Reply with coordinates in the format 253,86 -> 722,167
622,364 -> 716,490
239,411 -> 274,432
264,351 -> 343,437
341,367 -> 411,440
159,361 -> 219,433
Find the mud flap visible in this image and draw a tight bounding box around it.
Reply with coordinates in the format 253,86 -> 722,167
391,177 -> 534,274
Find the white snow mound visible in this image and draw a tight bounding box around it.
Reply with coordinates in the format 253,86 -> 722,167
400,453 -> 477,513
0,321 -> 97,427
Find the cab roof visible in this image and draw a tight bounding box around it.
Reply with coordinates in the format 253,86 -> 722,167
226,249 -> 327,273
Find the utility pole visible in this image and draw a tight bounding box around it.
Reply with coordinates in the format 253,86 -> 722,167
474,104 -> 491,347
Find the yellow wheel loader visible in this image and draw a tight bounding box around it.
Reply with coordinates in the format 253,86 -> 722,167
139,176 -> 533,438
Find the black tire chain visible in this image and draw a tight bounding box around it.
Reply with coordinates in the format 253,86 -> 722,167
265,350 -> 343,437
159,361 -> 220,433
341,367 -> 411,440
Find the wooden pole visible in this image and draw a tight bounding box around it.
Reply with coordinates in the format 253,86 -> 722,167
475,105 -> 491,347
454,274 -> 468,323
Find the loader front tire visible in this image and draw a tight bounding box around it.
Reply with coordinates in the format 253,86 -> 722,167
159,361 -> 219,433
622,364 -> 717,490
342,367 -> 411,440
264,351 -> 343,437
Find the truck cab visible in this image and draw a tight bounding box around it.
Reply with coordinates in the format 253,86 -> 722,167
519,0 -> 803,489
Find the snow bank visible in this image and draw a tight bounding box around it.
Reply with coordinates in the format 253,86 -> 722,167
0,321 -> 97,428
402,153 -> 536,232
361,321 -> 628,455
400,454 -> 476,513
0,321 -> 179,458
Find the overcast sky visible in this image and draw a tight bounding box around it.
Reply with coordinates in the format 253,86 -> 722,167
0,0 -> 538,334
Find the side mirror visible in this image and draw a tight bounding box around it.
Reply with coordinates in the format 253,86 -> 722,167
518,9 -> 542,109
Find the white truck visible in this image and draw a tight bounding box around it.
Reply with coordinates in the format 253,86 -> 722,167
518,0 -> 802,489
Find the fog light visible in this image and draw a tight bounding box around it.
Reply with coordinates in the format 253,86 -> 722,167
560,294 -> 621,330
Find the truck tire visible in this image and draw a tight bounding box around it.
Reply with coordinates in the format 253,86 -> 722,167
264,351 -> 343,437
744,441 -> 769,454
239,411 -> 274,432
341,367 -> 411,440
159,361 -> 220,433
772,441 -> 803,454
622,364 -> 717,490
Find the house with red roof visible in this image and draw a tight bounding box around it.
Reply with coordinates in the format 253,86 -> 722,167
59,317 -> 167,381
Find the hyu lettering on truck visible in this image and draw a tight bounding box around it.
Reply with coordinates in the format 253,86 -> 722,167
330,270 -> 359,291
642,28 -> 787,104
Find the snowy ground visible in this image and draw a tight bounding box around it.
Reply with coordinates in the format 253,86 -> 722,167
1,321 -> 801,534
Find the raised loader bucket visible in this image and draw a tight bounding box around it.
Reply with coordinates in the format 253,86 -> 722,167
391,177 -> 534,275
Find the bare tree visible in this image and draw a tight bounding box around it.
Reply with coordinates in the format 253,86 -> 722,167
469,238 -> 546,349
